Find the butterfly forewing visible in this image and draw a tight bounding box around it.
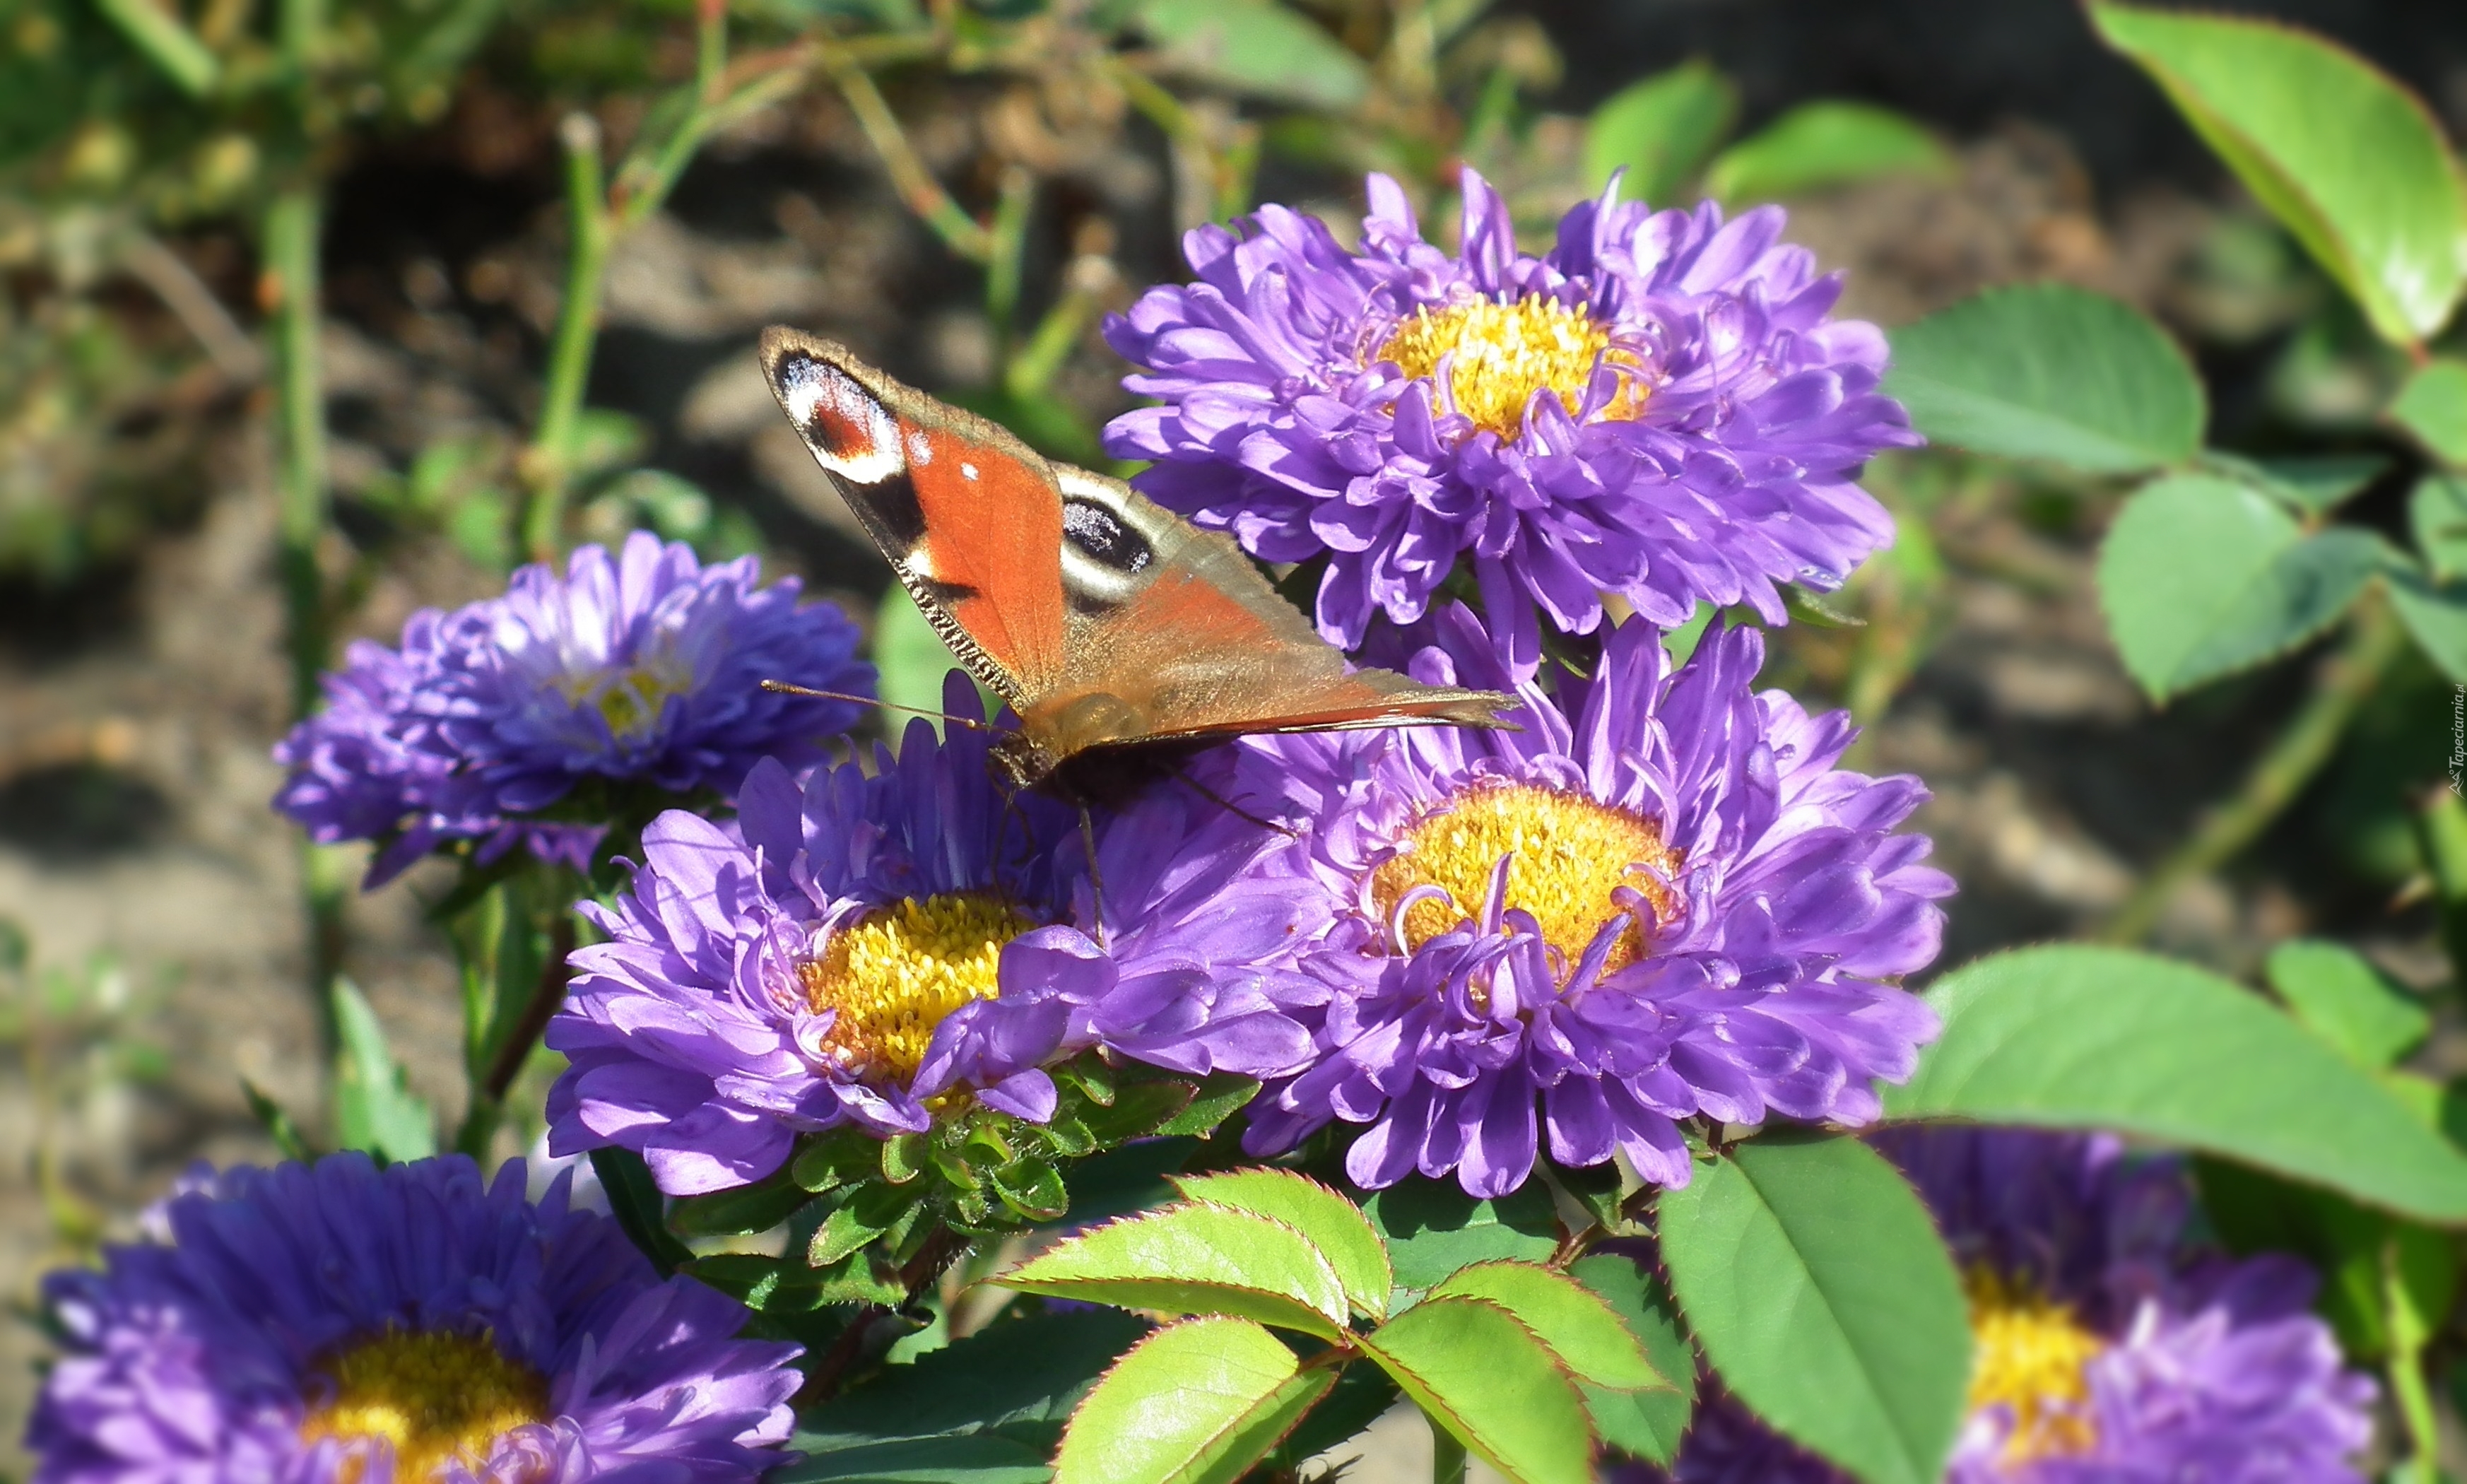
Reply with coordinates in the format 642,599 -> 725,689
758,326 -> 1514,782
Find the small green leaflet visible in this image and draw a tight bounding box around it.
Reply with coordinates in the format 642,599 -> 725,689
1001,1202 -> 1351,1339
1052,1317 -> 1333,1484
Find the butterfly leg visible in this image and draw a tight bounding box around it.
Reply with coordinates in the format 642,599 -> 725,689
1169,763 -> 1297,839
1076,799 -> 1109,950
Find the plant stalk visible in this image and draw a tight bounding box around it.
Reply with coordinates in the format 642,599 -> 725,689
2102,597 -> 2407,944
1428,1421 -> 1467,1484
521,113 -> 610,563
821,42 -> 991,261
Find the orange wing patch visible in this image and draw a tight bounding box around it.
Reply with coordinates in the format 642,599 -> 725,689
896,423 -> 1068,690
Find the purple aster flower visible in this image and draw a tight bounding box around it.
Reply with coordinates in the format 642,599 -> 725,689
1230,604 -> 1951,1198
1102,169 -> 1915,662
27,1153 -> 800,1483
546,678 -> 1323,1195
274,531 -> 871,886
1626,1129 -> 2377,1483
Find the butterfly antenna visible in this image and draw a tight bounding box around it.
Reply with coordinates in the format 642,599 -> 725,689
1170,765 -> 1298,839
760,679 -> 997,732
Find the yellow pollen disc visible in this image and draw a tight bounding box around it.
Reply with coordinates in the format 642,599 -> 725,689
801,893 -> 1037,1082
1964,1266 -> 2107,1464
562,666 -> 689,741
298,1329 -> 548,1481
1373,295 -> 1646,440
1368,783 -> 1681,974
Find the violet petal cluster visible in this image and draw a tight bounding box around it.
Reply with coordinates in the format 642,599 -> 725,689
1230,605 -> 1950,1196
274,531 -> 871,885
547,681 -> 1321,1195
1103,170 -> 1914,661
27,1153 -> 800,1483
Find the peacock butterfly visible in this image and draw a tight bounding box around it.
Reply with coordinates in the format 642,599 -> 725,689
756,327 -> 1514,799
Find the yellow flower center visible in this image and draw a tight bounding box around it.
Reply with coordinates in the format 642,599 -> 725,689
1368,783 -> 1682,974
555,663 -> 691,741
1373,295 -> 1646,441
1965,1266 -> 2107,1464
298,1329 -> 548,1481
801,893 -> 1037,1082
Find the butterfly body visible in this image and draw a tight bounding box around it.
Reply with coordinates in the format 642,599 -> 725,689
758,327 -> 1514,791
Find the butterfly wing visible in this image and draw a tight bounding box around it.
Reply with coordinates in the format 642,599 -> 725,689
1032,464 -> 1512,755
759,326 -> 1069,706
759,326 -> 1512,771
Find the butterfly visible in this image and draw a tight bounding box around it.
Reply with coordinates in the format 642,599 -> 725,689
757,327 -> 1514,799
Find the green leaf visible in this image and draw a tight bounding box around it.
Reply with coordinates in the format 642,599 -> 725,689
2266,938 -> 2430,1071
801,1309 -> 1150,1452
2090,3 -> 2467,346
1129,0 -> 1368,110
1884,285 -> 2205,473
1153,1073 -> 1258,1136
330,980 -> 435,1165
1703,102 -> 1953,204
93,0 -> 219,97
1359,1297 -> 1595,1484
1881,945 -> 2467,1221
1174,1169 -> 1390,1321
671,1169 -> 811,1237
1253,1364 -> 1399,1476
1061,1138 -> 1198,1224
1427,1262 -> 1666,1391
2389,567 -> 2467,681
241,1080 -> 317,1164
1658,1134 -> 1970,1484
1583,61 -> 1740,204
2410,473 -> 2467,579
2195,1158 -> 2459,1360
1359,1178 -> 1560,1290
1053,1317 -> 1334,1484
1568,1256 -> 1695,1466
589,1148 -> 693,1277
1001,1203 -> 1352,1339
2096,474 -> 2379,699
780,1435 -> 1054,1484
2204,452 -> 2389,516
2394,360 -> 2467,467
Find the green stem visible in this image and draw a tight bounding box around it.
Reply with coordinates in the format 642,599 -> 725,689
2413,787 -> 2467,999
2103,598 -> 2407,944
1427,1420 -> 1466,1484
522,112 -> 609,563
823,44 -> 990,261
2384,1240 -> 2442,1484
267,188 -> 327,717
984,165 -> 1034,348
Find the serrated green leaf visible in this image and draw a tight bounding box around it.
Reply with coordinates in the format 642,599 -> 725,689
1881,945 -> 2467,1222
2411,473 -> 2467,579
1427,1262 -> 1665,1391
1053,1317 -> 1334,1484
797,1126 -> 888,1192
1174,1169 -> 1391,1321
1359,1296 -> 1594,1484
1704,101 -> 1953,204
2266,938 -> 2430,1071
1003,1203 -> 1350,1339
1080,1081 -> 1198,1143
1583,61 -> 1739,204
2097,474 -> 2379,699
331,979 -> 435,1165
1568,1256 -> 1695,1466
1659,1135 -> 1969,1484
1129,0 -> 1367,110
2091,3 -> 2466,346
1885,284 -> 2205,473
1360,1178 -> 1560,1290
814,1200 -> 895,1266
2389,567 -> 2467,681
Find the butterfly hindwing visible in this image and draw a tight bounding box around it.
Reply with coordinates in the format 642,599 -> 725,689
758,327 -> 1068,702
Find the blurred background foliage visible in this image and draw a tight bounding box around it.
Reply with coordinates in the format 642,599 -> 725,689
8,0 -> 2467,1469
